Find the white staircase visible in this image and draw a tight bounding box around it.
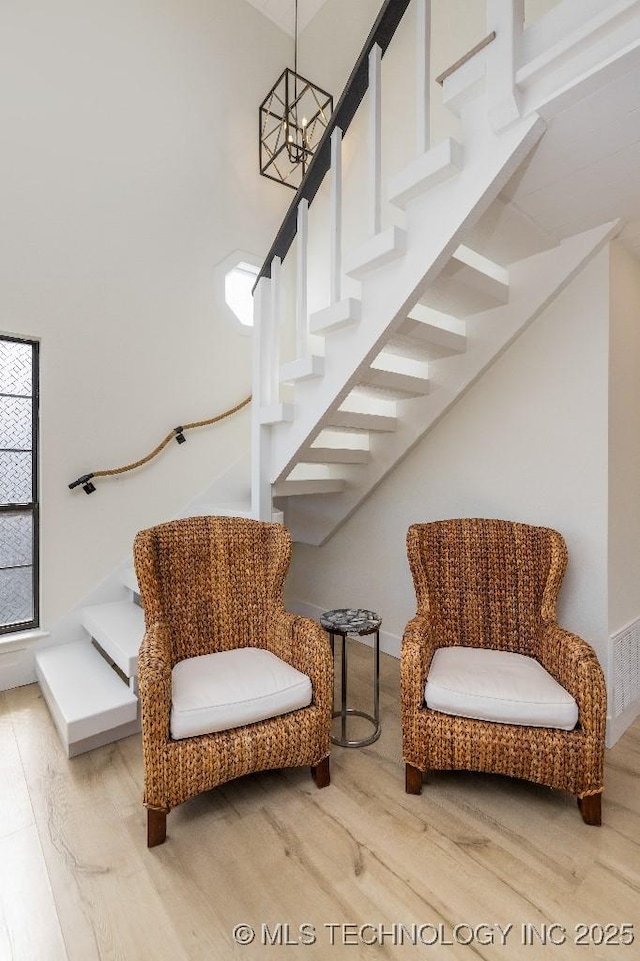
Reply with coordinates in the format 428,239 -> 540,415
36,567 -> 142,757
35,0 -> 640,754
251,0 -> 635,544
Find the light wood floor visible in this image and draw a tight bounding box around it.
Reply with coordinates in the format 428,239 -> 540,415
1,645 -> 639,961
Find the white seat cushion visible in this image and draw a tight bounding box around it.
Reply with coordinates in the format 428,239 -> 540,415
170,647 -> 312,740
425,646 -> 579,731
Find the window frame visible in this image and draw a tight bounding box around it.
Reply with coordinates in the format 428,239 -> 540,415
0,334 -> 39,635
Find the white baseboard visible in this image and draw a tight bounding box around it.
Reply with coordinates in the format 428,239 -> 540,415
0,647 -> 36,691
0,630 -> 50,692
289,598 -> 402,659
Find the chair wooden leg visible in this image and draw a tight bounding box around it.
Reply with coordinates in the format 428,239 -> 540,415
405,763 -> 423,795
577,793 -> 602,826
147,808 -> 168,847
311,756 -> 330,789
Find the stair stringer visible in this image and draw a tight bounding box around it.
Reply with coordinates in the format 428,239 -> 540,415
283,219 -> 621,545
269,112 -> 547,487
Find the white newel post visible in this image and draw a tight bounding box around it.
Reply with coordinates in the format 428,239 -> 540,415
268,256 -> 282,407
251,274 -> 274,521
416,0 -> 432,156
486,0 -> 524,131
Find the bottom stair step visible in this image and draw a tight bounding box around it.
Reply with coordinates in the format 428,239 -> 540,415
35,641 -> 139,758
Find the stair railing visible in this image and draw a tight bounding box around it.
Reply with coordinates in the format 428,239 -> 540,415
252,0 -> 527,521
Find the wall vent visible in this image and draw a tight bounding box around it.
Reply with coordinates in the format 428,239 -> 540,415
612,619 -> 640,718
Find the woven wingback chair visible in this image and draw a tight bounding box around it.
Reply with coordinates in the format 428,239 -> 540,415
402,519 -> 606,824
134,516 -> 333,846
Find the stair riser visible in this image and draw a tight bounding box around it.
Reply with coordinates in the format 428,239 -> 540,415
299,448 -> 370,465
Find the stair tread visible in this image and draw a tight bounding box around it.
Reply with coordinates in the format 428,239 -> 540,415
274,478 -> 346,496
358,367 -> 430,397
280,355 -> 324,383
298,447 -> 370,465
81,601 -> 144,678
420,255 -> 509,317
388,318 -> 467,360
388,138 -> 463,209
35,641 -> 138,724
326,410 -> 398,432
310,298 -> 361,334
465,197 -> 559,266
345,227 -> 406,280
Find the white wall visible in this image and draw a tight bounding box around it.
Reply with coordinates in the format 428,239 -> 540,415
0,0 -> 295,628
287,249 -> 611,664
299,0 -> 381,99
608,240 -> 640,635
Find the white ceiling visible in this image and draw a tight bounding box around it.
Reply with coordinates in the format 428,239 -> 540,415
243,0 -> 331,36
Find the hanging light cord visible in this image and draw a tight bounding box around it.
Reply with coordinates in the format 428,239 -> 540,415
294,0 -> 298,77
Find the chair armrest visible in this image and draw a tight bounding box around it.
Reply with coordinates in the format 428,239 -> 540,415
270,611 -> 333,717
138,621 -> 173,743
401,614 -> 439,715
538,623 -> 607,738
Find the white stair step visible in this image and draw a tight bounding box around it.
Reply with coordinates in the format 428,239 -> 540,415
259,403 -> 294,425
465,197 -> 559,267
120,566 -> 139,594
298,447 -> 370,465
357,367 -> 430,399
345,227 -> 406,280
326,410 -> 398,432
310,298 -> 361,335
388,314 -> 467,360
273,478 -> 346,497
81,601 -> 144,679
35,641 -> 138,757
388,138 -> 463,209
419,252 -> 509,318
280,355 -> 324,383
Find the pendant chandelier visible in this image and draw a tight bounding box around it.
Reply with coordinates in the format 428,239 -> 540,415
259,0 -> 333,190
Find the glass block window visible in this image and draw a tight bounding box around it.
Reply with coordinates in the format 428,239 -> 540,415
0,336 -> 39,634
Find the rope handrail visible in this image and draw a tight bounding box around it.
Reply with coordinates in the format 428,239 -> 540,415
68,395 -> 251,494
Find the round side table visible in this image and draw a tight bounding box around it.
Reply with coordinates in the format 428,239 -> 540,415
320,608 -> 381,748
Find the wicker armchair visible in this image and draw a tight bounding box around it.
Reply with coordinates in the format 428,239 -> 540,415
402,519 -> 606,824
133,516 -> 333,847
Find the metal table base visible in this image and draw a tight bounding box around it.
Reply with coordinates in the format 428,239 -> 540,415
328,624 -> 381,748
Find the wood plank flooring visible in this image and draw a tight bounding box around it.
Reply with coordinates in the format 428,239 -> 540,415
1,644 -> 639,960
